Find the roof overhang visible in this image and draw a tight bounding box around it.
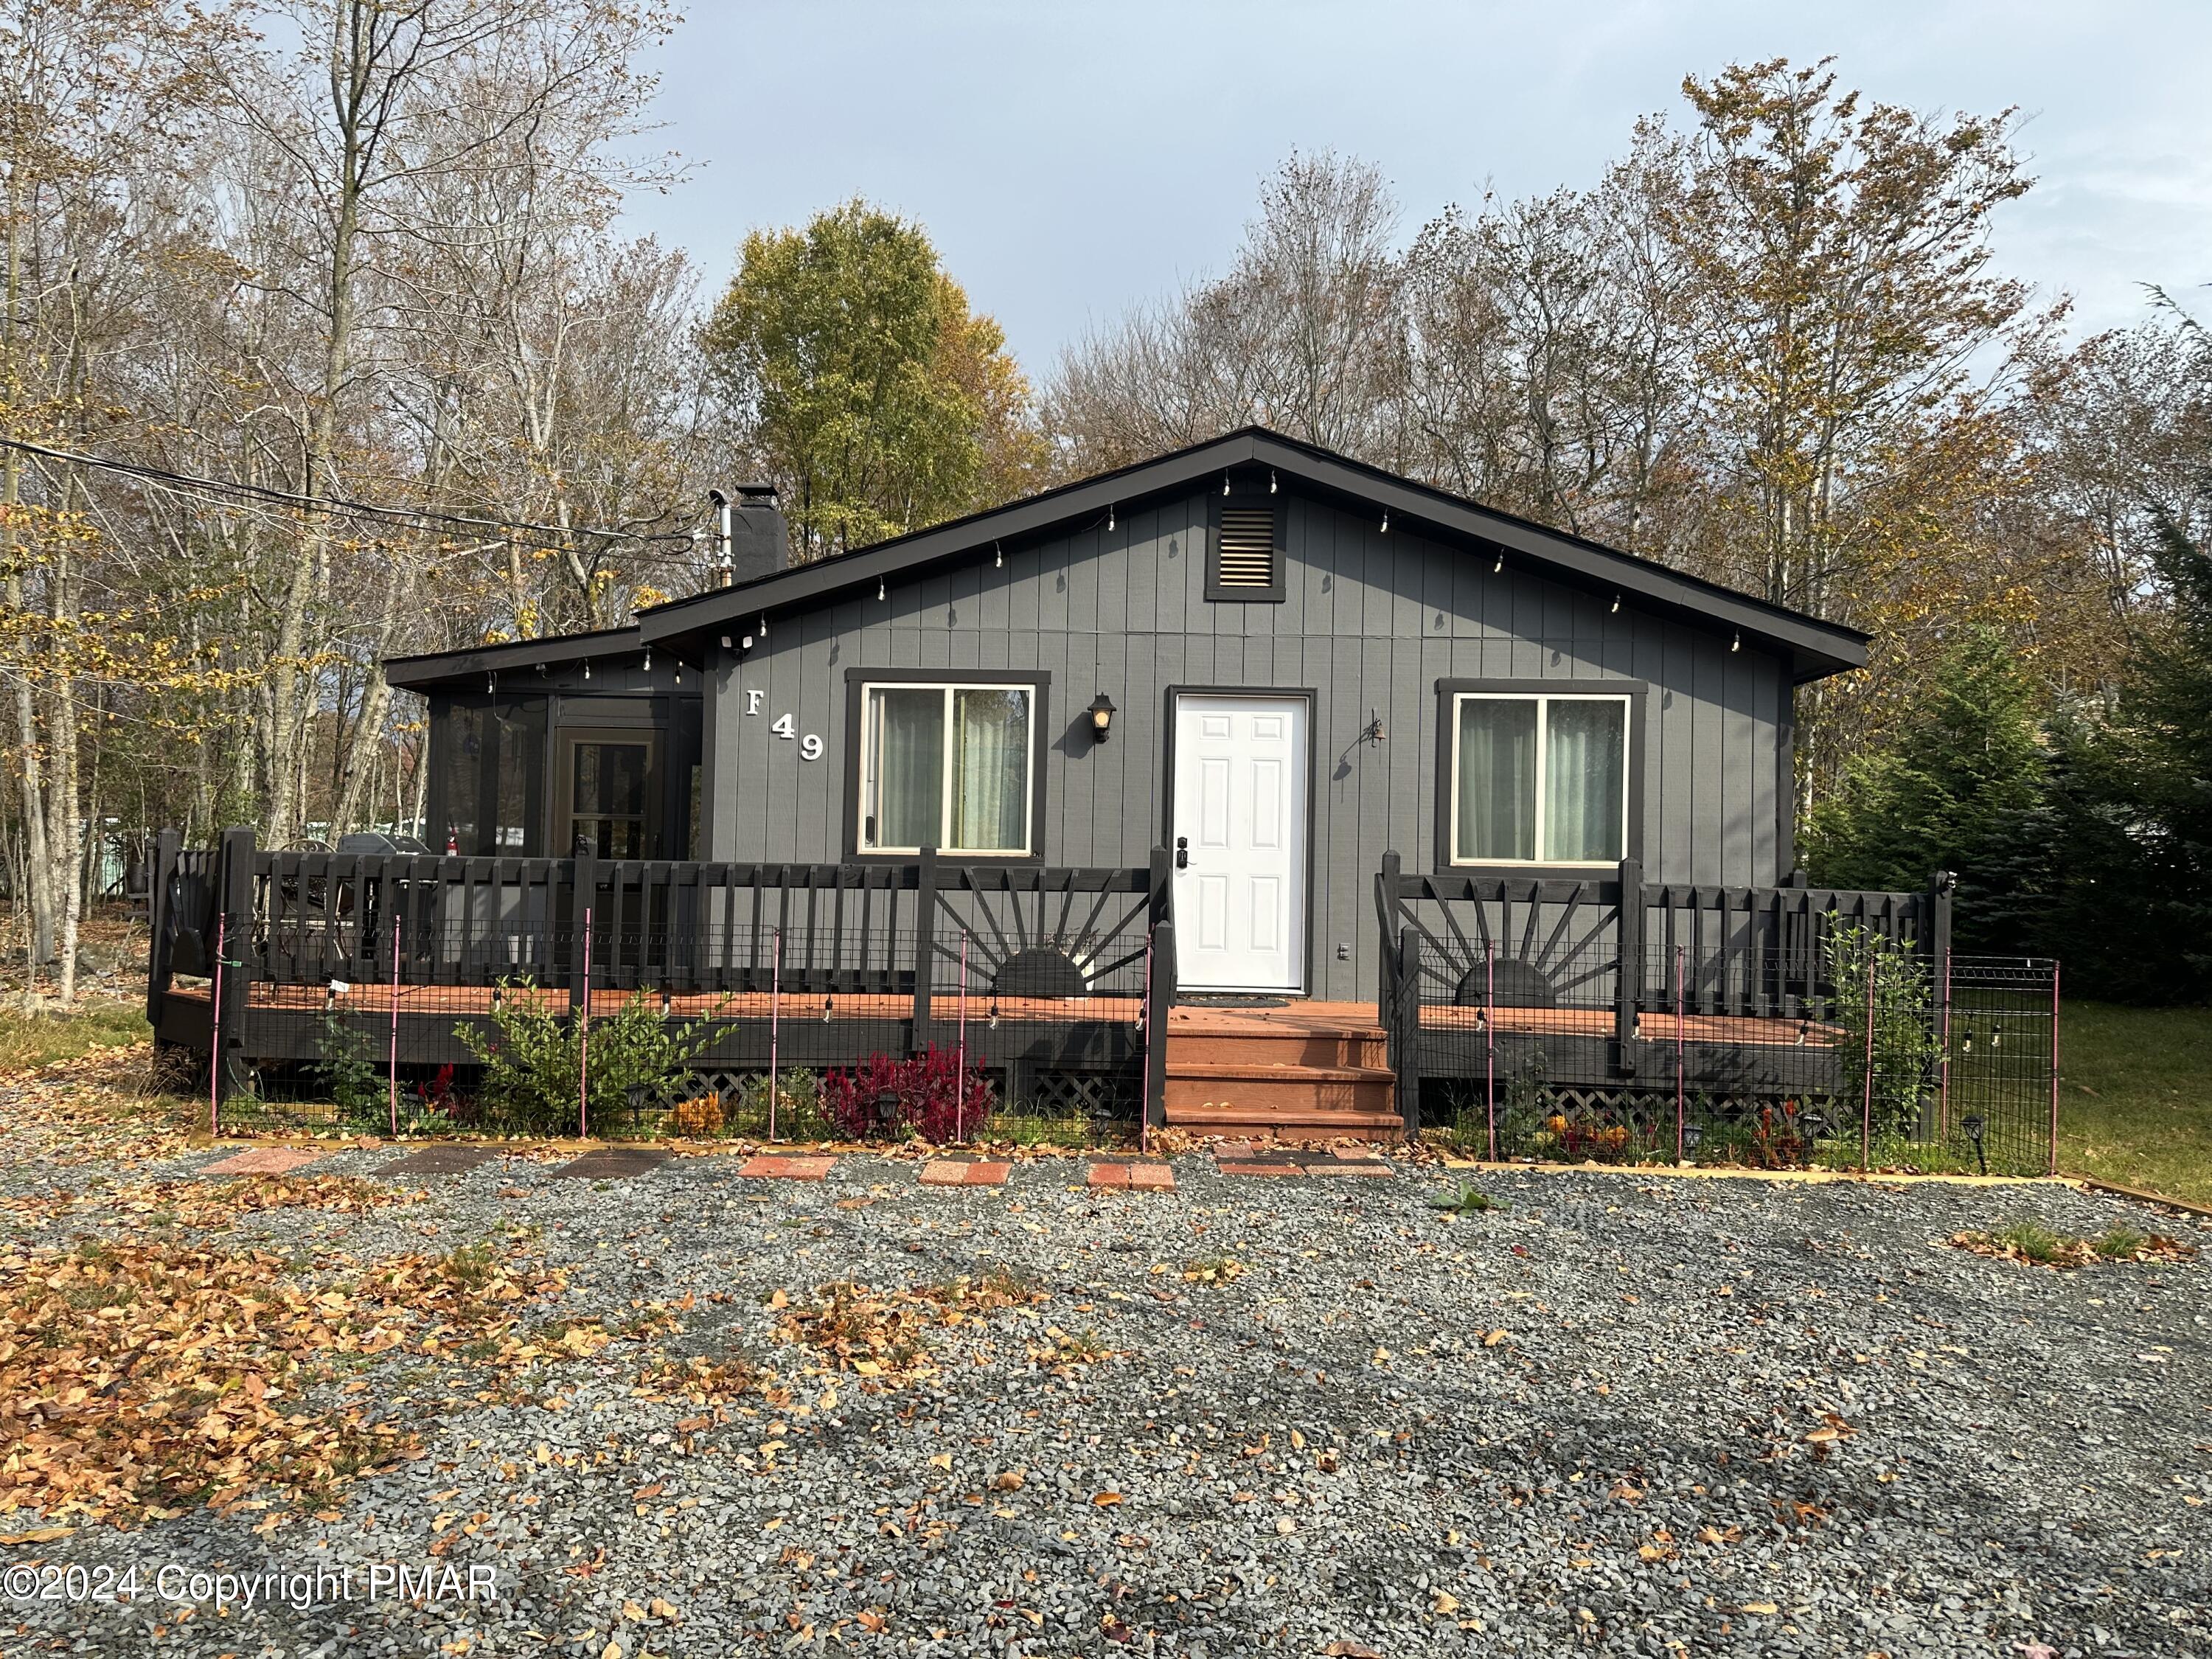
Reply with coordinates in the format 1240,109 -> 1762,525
633,427 -> 1867,684
383,626 -> 642,691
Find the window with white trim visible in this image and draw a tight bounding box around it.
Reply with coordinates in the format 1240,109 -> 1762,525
858,682 -> 1035,855
1447,692 -> 1629,866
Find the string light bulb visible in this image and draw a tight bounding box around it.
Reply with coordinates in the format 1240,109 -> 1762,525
1380,512 -> 1389,534
758,613 -> 768,636
1731,631 -> 1741,653
1107,504 -> 1115,532
642,647 -> 651,672
1610,595 -> 1621,613
1222,475 -> 1231,496
1269,470 -> 1277,493
995,543 -> 1003,568
1492,553 -> 1503,574
878,578 -> 886,600
583,660 -> 591,680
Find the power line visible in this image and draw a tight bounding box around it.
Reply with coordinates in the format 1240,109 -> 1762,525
0,434 -> 702,556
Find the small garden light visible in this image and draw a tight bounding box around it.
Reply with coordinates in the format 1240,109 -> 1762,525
1681,1121 -> 1703,1156
1087,691 -> 1116,742
1961,1113 -> 1988,1175
874,1087 -> 902,1128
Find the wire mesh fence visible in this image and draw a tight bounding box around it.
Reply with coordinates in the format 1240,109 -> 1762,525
1411,938 -> 2057,1175
212,905 -> 1150,1144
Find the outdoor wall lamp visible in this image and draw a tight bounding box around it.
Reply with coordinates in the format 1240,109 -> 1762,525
1088,692 -> 1116,742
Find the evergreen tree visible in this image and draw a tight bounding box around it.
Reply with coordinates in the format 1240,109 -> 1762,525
1804,629 -> 2047,949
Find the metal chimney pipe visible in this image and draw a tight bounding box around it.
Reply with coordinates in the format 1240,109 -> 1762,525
707,487 -> 734,585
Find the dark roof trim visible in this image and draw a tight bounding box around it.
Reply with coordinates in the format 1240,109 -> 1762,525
633,427 -> 1870,683
384,626 -> 641,689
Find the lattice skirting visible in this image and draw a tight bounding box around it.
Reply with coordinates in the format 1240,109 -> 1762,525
1419,1079 -> 1849,1130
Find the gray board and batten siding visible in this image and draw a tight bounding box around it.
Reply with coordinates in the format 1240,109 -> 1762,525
700,485 -> 1791,1006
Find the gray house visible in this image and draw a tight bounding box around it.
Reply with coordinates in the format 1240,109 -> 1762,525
156,427 -> 1916,1137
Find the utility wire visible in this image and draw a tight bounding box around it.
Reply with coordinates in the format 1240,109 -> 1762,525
0,434 -> 701,554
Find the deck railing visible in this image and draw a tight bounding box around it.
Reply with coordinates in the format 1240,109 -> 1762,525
1373,851 -> 1957,1136
147,829 -> 1178,1123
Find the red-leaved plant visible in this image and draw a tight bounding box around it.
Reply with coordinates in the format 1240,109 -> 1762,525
821,1046 -> 994,1144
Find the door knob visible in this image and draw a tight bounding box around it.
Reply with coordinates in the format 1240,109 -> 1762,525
1175,835 -> 1189,871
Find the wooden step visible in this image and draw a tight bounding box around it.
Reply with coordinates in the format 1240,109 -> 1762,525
1164,1063 -> 1396,1119
1164,1102 -> 1407,1137
1169,1030 -> 1388,1068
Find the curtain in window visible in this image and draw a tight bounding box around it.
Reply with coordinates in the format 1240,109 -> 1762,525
1455,700 -> 1537,861
951,689 -> 1029,851
869,688 -> 945,849
1543,700 -> 1625,862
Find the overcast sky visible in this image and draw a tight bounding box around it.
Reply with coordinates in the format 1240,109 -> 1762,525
616,0 -> 2212,370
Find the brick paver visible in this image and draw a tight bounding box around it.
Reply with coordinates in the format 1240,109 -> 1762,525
737,1155 -> 835,1180
1088,1161 -> 1176,1192
379,1147 -> 495,1177
200,1147 -> 325,1177
1216,1161 -> 1310,1178
551,1148 -> 669,1180
919,1159 -> 1009,1187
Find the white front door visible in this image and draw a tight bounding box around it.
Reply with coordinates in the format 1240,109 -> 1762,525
1171,694 -> 1308,992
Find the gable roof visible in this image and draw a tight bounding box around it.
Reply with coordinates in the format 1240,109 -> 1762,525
644,426 -> 1867,684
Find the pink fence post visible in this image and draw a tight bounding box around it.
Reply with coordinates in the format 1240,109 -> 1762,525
956,932 -> 970,1144
768,926 -> 781,1144
2048,961 -> 2062,1177
1674,945 -> 1686,1156
1139,932 -> 1153,1157
209,911 -> 225,1135
1484,940 -> 1497,1161
1860,946 -> 1877,1172
578,906 -> 593,1140
1938,947 -> 1953,1140
388,914 -> 402,1138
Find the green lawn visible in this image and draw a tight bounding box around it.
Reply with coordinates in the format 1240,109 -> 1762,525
2059,1001 -> 2212,1207
0,998 -> 151,1073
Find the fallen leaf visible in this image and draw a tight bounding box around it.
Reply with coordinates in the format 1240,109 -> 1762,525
1091,1492 -> 1124,1507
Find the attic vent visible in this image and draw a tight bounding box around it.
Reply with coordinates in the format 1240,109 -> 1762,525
1207,494 -> 1287,602
1216,509 -> 1276,587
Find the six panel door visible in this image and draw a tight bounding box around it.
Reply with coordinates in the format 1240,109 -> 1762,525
1171,694 -> 1309,992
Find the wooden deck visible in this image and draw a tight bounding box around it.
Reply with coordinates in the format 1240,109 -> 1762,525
164,983 -> 1839,1048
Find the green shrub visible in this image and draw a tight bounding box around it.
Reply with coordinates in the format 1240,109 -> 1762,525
1825,925 -> 1938,1139
314,1009 -> 386,1121
456,981 -> 718,1131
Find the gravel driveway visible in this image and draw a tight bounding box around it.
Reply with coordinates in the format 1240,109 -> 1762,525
7,1138 -> 2209,1659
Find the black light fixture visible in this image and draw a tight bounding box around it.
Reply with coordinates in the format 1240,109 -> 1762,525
1364,709 -> 1387,745
1682,1121 -> 1703,1157
1961,1113 -> 1988,1176
1088,692 -> 1116,742
874,1087 -> 902,1128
